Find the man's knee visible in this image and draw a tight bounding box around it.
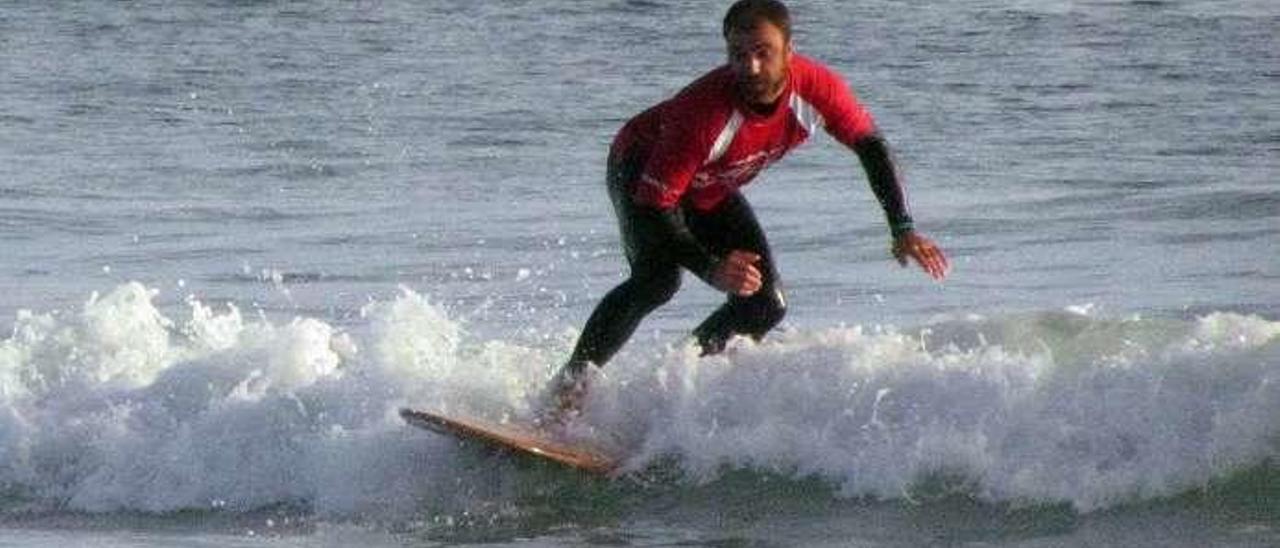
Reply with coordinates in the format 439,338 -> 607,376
754,286 -> 787,332
633,268 -> 682,309
739,286 -> 786,337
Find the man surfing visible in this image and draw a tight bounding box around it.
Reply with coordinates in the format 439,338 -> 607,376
549,0 -> 948,416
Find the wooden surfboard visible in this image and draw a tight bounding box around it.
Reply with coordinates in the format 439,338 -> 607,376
399,407 -> 619,476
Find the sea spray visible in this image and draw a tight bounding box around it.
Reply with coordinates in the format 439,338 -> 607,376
0,283 -> 563,517
362,286 -> 555,420
608,312 -> 1279,511
0,283 -> 1274,518
623,324 -> 1049,499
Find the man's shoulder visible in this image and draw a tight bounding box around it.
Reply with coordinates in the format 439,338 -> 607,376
790,53 -> 847,88
656,66 -> 736,127
614,66 -> 736,153
669,64 -> 736,107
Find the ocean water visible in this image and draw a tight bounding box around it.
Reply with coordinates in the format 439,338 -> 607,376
0,1 -> 1277,546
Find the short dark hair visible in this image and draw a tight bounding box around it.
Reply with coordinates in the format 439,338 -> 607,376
722,0 -> 792,41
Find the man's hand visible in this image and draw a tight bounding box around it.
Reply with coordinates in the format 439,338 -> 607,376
711,250 -> 763,296
892,231 -> 949,280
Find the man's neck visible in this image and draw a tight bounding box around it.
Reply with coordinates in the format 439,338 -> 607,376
742,92 -> 784,116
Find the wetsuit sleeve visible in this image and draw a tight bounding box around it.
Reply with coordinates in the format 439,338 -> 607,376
795,57 -> 914,238
635,206 -> 721,282
853,134 -> 914,238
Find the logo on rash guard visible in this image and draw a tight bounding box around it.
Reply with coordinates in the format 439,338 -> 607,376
691,146 -> 788,189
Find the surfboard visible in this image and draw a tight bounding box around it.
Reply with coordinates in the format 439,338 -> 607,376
399,408 -> 620,476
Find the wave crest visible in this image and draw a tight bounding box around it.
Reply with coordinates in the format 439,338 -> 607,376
0,283 -> 1275,515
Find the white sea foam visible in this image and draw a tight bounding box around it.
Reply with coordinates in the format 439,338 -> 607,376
605,312 -> 1280,510
0,283 -> 1275,516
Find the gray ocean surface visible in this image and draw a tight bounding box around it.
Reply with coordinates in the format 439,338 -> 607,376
0,1 -> 1277,546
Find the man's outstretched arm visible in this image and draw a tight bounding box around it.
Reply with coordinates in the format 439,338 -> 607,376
853,134 -> 950,280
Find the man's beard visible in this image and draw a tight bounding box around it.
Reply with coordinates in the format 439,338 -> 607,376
740,75 -> 784,106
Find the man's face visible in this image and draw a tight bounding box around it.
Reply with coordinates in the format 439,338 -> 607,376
726,21 -> 792,108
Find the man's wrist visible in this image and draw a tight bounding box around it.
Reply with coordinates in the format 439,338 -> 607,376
890,221 -> 915,239
700,256 -> 724,284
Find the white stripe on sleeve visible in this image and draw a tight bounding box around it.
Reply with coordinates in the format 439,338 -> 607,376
790,94 -> 825,136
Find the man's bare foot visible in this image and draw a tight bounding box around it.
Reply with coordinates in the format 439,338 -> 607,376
537,364 -> 595,428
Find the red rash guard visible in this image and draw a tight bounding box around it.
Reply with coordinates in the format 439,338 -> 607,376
610,54 -> 879,212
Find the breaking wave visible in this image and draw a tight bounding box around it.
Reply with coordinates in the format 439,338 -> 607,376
0,282 -> 1275,520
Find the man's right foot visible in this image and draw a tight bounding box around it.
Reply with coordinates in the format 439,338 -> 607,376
538,364 -> 594,427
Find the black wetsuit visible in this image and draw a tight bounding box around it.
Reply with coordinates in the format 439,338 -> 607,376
566,154 -> 789,368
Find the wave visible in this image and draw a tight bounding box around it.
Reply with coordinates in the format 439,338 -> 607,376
0,282 -> 1275,519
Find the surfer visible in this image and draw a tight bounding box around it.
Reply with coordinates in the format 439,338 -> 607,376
549,0 -> 949,415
